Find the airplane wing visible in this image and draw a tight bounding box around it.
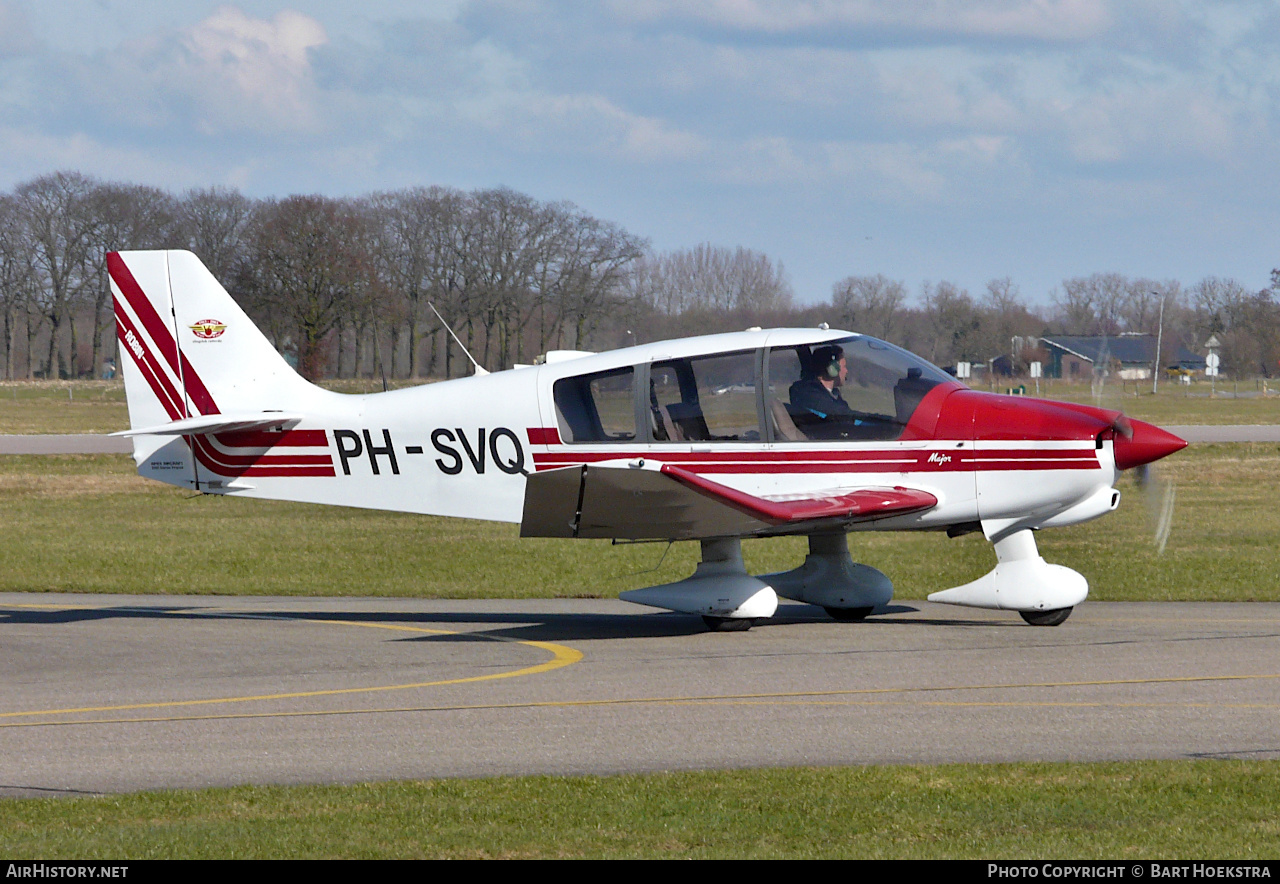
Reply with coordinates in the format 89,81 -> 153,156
521,460 -> 937,540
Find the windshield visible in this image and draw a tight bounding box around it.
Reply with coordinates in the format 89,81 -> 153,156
765,335 -> 953,441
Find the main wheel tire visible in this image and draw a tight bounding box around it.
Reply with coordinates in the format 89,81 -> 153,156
702,615 -> 755,632
1020,607 -> 1073,627
824,606 -> 874,622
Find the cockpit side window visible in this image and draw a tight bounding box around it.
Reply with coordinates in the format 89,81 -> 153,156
553,367 -> 636,443
766,336 -> 950,442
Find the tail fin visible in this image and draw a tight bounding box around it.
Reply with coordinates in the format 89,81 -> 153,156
110,250 -> 333,489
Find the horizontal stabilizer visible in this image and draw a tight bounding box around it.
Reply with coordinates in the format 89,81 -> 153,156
111,412 -> 303,437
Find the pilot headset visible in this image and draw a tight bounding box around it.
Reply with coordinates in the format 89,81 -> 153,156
819,347 -> 843,379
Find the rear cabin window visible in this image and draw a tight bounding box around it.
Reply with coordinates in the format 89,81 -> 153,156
553,368 -> 636,443
649,351 -> 760,442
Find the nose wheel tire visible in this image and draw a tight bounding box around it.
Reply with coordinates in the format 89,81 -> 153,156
824,606 -> 874,622
702,616 -> 756,632
1020,607 -> 1073,627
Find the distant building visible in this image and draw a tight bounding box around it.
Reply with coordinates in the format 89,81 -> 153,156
991,354 -> 1015,377
1038,333 -> 1205,380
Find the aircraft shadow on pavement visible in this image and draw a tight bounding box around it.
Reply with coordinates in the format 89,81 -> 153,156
0,601 -> 1035,644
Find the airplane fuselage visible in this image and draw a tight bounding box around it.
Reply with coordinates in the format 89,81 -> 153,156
132,328 -> 1127,541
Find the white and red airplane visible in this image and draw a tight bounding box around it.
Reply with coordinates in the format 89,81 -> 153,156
109,250 -> 1186,630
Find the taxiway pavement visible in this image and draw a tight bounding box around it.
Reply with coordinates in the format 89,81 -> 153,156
2,595 -> 1277,797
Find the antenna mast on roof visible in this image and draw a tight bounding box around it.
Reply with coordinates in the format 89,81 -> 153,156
428,302 -> 489,377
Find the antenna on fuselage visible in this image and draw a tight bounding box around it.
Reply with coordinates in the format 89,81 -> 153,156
428,302 -> 489,377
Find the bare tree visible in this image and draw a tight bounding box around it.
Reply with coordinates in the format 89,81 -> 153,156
1053,273 -> 1127,336
241,195 -> 376,380
920,280 -> 981,366
365,186 -> 468,378
982,276 -> 1026,364
14,171 -> 103,378
177,187 -> 255,286
1192,276 -> 1280,376
832,274 -> 906,339
554,209 -> 646,351
631,243 -> 791,323
0,195 -> 35,378
463,188 -> 546,369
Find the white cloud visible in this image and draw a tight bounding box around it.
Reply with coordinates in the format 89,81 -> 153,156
616,112 -> 708,162
172,7 -> 329,133
47,6 -> 333,137
708,134 -> 959,202
1054,80 -> 1241,165
868,50 -> 1021,132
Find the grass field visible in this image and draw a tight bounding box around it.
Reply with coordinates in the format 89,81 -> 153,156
2,376 -> 1279,434
1011,376 -> 1280,427
0,381 -> 128,434
2,762 -> 1278,859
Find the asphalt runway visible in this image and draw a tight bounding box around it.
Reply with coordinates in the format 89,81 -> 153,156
0,434 -> 131,454
2,594 -> 1278,797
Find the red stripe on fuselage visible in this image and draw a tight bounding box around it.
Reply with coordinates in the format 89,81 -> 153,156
191,435 -> 336,477
213,429 -> 329,448
526,427 -> 561,445
530,446 -> 1100,473
196,442 -> 333,468
532,450 -> 922,464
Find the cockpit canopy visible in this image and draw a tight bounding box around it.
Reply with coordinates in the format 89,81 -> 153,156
553,334 -> 956,444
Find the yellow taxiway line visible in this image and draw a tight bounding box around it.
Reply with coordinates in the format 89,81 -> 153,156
0,605 -> 583,720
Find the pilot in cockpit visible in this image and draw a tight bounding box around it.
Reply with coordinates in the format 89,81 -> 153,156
788,344 -> 856,427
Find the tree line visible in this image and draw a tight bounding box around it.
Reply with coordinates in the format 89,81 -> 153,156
1,170 -> 1277,381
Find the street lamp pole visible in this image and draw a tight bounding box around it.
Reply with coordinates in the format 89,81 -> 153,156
1151,291 -> 1165,395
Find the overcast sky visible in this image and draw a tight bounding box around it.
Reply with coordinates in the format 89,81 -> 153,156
1,1 -> 1277,305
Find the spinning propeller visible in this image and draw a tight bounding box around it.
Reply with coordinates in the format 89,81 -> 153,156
1110,413 -> 1183,554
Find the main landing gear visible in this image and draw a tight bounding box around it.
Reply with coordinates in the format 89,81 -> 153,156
763,533 -> 893,622
619,538 -> 777,631
620,533 -> 893,632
